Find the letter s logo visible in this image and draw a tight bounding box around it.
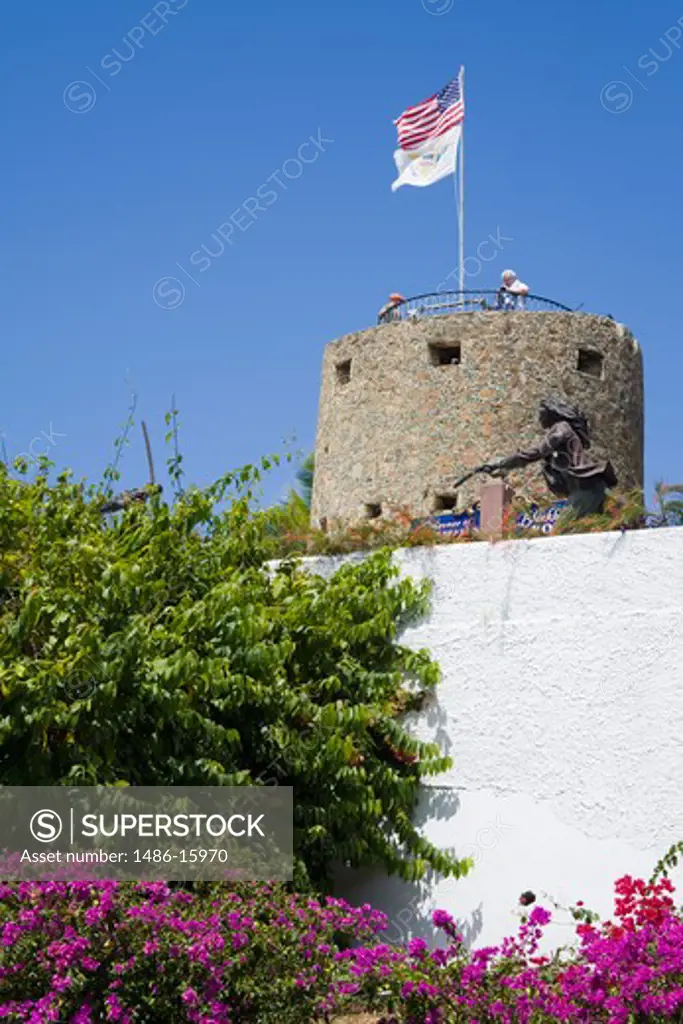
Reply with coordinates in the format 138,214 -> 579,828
30,810 -> 63,843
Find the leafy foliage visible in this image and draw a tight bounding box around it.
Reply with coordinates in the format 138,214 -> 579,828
270,452 -> 315,536
650,839 -> 683,883
296,453 -> 314,510
0,457 -> 463,887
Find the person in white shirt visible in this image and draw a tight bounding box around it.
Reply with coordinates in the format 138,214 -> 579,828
497,270 -> 529,310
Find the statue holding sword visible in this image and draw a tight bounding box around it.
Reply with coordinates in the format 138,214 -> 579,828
453,398 -> 618,518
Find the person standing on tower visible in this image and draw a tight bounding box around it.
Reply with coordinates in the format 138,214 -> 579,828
481,398 -> 618,517
497,269 -> 529,310
378,293 -> 406,323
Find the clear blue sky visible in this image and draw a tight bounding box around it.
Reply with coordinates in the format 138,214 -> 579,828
4,0 -> 682,506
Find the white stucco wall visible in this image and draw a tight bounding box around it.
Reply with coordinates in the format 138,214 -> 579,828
309,528 -> 683,951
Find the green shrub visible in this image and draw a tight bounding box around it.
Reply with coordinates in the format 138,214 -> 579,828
0,459 -> 464,887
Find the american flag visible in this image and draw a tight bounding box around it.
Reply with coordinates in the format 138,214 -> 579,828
394,71 -> 465,152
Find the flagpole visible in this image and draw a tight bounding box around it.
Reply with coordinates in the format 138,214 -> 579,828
458,66 -> 465,295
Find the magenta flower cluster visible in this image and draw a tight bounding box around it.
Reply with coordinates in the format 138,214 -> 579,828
0,880 -> 386,1023
338,875 -> 683,1022
2,874 -> 683,1021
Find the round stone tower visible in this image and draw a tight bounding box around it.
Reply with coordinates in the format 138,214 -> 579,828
310,310 -> 644,526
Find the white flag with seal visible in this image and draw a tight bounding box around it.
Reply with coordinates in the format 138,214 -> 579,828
391,125 -> 462,192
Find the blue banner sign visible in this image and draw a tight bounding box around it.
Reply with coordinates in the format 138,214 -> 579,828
514,501 -> 569,534
414,501 -> 569,538
417,509 -> 479,536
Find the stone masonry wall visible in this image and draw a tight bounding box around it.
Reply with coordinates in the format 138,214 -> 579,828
311,312 -> 644,524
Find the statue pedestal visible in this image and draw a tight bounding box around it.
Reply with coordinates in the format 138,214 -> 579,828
479,480 -> 514,539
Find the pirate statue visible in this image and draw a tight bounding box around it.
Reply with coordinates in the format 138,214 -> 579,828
480,398 -> 618,517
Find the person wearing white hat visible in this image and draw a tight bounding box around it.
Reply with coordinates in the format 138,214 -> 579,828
497,270 -> 529,310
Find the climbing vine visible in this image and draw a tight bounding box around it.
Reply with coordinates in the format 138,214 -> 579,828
0,456 -> 466,888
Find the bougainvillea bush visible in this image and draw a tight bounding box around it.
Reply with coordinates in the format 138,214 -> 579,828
0,881 -> 387,1023
349,874 -> 683,1023
3,873 -> 683,1022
